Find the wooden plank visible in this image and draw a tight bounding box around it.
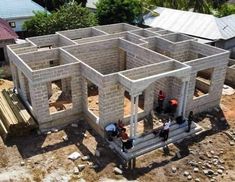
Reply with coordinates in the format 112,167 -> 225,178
6,90 -> 36,128
0,92 -> 18,129
0,119 -> 9,140
2,90 -> 24,124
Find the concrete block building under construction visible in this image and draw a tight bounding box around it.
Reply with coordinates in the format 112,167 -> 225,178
7,24 -> 229,159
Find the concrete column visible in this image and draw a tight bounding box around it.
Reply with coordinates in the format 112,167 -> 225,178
130,95 -> 134,138
182,81 -> 189,117
47,82 -> 52,97
178,80 -> 189,117
81,77 -> 88,111
144,83 -> 155,114
133,95 -> 139,138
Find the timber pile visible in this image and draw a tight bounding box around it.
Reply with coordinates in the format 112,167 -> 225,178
0,89 -> 37,140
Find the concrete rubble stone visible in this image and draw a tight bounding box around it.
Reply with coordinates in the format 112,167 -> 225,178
68,152 -> 81,160
113,167 -> 123,175
217,169 -> 223,174
205,163 -> 212,169
218,165 -> 225,170
62,135 -> 68,141
184,171 -> 190,176
20,161 -> 25,166
206,152 -> 212,158
187,175 -> 192,180
73,167 -> 79,174
193,167 -> 199,173
195,178 -> 200,182
81,156 -> 90,161
171,166 -> 177,173
229,141 -> 235,146
78,164 -> 86,171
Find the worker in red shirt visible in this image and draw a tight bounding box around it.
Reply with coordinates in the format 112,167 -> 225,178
120,128 -> 133,152
158,90 -> 165,113
168,99 -> 178,116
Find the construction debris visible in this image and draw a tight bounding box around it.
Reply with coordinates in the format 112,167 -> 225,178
68,152 -> 81,160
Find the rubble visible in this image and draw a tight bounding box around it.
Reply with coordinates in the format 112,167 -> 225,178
184,171 -> 189,176
74,167 -> 79,175
78,164 -> 85,171
113,167 -> 123,175
193,167 -> 199,173
81,156 -> 90,161
68,152 -> 81,160
171,166 -> 177,173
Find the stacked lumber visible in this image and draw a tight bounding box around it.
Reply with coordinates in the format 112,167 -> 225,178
0,89 -> 37,140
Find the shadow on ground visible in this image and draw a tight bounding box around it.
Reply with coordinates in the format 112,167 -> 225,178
122,107 -> 230,180
2,107 -> 230,177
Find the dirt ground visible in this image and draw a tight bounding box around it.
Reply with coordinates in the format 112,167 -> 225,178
0,79 -> 235,182
49,82 -> 72,114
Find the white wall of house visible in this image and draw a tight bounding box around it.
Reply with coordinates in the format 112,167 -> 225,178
6,17 -> 31,32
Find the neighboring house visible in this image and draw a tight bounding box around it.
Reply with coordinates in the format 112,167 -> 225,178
0,18 -> 18,65
0,0 -> 47,36
144,7 -> 235,58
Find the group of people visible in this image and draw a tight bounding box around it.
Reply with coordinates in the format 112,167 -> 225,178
105,120 -> 133,152
157,90 -> 194,141
157,90 -> 178,117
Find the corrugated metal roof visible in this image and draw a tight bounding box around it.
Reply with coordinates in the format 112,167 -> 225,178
0,18 -> 18,40
0,0 -> 46,19
144,7 -> 235,40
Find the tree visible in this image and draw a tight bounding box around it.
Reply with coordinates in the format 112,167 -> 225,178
96,0 -> 144,25
33,0 -> 87,11
23,3 -> 97,37
215,3 -> 235,17
186,0 -> 211,14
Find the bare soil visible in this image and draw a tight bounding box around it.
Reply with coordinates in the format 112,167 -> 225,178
0,79 -> 235,182
49,83 -> 72,114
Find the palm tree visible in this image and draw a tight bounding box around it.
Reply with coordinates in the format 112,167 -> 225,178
188,0 -> 211,14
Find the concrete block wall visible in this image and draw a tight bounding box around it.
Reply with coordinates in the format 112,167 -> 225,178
28,34 -> 59,47
58,27 -> 106,40
95,23 -> 141,34
226,66 -> 235,87
185,53 -> 229,114
6,23 -> 229,134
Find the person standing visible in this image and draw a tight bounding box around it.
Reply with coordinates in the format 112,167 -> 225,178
120,128 -> 129,152
158,90 -> 165,113
163,117 -> 171,141
168,99 -> 178,117
187,111 -> 194,132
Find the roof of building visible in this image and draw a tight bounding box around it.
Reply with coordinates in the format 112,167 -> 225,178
0,18 -> 18,40
0,0 -> 46,19
144,7 -> 235,40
